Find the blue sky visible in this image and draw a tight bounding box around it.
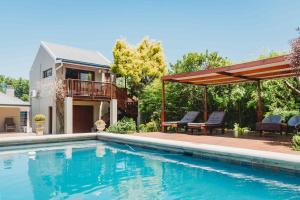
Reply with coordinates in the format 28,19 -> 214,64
0,0 -> 299,78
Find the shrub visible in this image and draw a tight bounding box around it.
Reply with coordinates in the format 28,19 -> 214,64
292,134 -> 300,151
106,117 -> 136,134
33,114 -> 46,122
139,120 -> 159,132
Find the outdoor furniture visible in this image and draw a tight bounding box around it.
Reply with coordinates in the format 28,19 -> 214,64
188,111 -> 226,134
287,115 -> 300,134
4,117 -> 16,132
162,111 -> 200,132
256,115 -> 287,136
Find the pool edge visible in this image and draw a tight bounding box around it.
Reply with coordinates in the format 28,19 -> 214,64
97,132 -> 300,174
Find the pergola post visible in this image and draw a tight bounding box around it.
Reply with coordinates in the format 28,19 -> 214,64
161,80 -> 166,132
204,86 -> 208,121
257,80 -> 263,122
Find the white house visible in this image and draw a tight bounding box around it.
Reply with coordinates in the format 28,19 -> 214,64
30,41 -> 135,134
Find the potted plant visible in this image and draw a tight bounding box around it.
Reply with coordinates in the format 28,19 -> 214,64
95,119 -> 106,132
33,114 -> 46,136
233,123 -> 249,138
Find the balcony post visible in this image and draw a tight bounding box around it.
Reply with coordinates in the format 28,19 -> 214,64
64,97 -> 73,134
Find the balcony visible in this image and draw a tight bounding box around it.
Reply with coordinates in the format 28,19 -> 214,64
64,79 -> 127,100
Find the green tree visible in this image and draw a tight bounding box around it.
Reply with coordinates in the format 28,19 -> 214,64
111,38 -> 166,97
0,75 -> 29,101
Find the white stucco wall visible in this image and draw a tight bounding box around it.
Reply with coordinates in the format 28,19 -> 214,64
29,45 -> 56,134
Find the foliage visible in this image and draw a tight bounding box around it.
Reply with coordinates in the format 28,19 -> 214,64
139,120 -> 159,132
33,114 -> 46,122
111,38 -> 166,97
106,117 -> 136,134
292,134 -> 300,151
233,123 -> 249,137
170,51 -> 230,73
139,50 -> 300,129
0,75 -> 29,101
95,119 -> 106,127
288,27 -> 300,74
140,79 -> 162,123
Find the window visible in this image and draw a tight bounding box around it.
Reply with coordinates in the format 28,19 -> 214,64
20,112 -> 27,126
43,68 -> 52,78
65,68 -> 95,81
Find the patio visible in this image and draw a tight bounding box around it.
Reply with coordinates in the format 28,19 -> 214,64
134,132 -> 299,155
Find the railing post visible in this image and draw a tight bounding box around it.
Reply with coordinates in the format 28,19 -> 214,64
91,81 -> 94,99
71,79 -> 73,97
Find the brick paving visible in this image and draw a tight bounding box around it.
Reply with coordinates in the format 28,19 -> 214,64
134,132 -> 300,155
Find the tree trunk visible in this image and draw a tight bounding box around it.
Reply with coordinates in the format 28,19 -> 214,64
284,78 -> 300,96
56,99 -> 64,133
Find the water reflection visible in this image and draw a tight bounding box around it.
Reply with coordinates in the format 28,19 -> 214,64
0,141 -> 298,199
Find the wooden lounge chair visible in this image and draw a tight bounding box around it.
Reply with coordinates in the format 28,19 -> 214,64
4,117 -> 16,132
256,115 -> 287,136
287,115 -> 300,134
162,111 -> 200,132
188,111 -> 226,134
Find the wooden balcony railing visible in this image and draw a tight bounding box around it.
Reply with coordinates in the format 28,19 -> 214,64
64,79 -> 120,99
64,79 -> 138,117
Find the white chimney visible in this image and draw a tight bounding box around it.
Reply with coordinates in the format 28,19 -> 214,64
5,85 -> 15,97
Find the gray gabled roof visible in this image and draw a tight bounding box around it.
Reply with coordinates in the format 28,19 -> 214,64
41,41 -> 111,67
0,92 -> 30,107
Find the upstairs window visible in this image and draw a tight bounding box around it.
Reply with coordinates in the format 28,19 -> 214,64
43,68 -> 52,78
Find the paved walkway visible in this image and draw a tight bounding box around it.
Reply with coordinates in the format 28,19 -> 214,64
134,132 -> 300,155
0,133 -> 36,137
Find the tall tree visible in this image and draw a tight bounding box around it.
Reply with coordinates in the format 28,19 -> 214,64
111,38 -> 166,97
286,27 -> 300,95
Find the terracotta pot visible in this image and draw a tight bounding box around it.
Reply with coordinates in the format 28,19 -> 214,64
233,131 -> 239,138
35,121 -> 45,136
36,127 -> 44,136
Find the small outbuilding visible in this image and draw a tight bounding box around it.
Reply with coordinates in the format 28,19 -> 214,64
0,86 -> 30,133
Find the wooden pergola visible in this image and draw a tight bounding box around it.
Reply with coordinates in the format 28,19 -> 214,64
161,55 -> 295,127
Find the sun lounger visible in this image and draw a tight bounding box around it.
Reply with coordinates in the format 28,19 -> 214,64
188,111 -> 226,134
162,111 -> 200,132
256,115 -> 287,136
287,115 -> 300,134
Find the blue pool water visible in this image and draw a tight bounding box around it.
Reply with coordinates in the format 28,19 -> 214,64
0,141 -> 300,200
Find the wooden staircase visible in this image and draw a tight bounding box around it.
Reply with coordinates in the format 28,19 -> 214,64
116,88 -> 138,119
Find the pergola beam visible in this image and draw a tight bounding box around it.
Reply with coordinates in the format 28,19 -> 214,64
217,71 -> 259,81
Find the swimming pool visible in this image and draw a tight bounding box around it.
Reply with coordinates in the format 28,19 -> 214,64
0,140 -> 299,200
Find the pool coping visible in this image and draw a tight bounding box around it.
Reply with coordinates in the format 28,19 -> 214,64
0,133 -> 97,147
0,132 -> 299,173
97,132 -> 300,173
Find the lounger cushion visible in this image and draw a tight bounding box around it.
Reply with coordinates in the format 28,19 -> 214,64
179,111 -> 200,123
262,115 -> 282,124
288,115 -> 300,128
206,111 -> 225,124
162,121 -> 178,126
